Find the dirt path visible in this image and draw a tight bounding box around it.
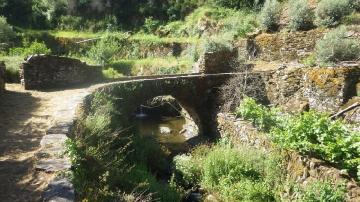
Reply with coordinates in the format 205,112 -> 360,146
0,83 -> 100,201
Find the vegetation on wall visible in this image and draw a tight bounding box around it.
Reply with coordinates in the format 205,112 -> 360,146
236,97 -> 360,182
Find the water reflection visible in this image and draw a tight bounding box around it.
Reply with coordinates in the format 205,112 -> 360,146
135,116 -> 191,156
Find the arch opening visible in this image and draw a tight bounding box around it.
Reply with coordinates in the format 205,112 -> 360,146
131,95 -> 200,156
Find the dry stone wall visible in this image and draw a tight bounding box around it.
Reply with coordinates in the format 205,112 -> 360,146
20,55 -> 103,90
0,61 -> 5,92
217,113 -> 360,202
263,66 -> 360,113
194,50 -> 238,74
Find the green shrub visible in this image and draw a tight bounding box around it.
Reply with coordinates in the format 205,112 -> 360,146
295,180 -> 346,202
237,98 -> 360,179
143,17 -> 161,33
208,0 -> 264,9
315,0 -> 352,27
88,33 -> 121,65
271,111 -> 360,176
0,16 -> 16,49
301,54 -> 317,67
236,97 -> 280,131
315,26 -> 360,64
57,15 -> 84,30
259,0 -> 281,32
288,0 -> 314,31
351,0 -> 360,11
201,36 -> 233,53
173,141 -> 282,201
9,40 -> 51,57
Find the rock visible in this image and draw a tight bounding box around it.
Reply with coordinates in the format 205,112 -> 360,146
204,194 -> 220,202
0,61 -> 5,92
43,177 -> 74,202
159,126 -> 171,134
35,159 -> 71,173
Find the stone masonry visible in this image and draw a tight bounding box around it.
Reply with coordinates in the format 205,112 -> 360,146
0,61 -> 5,92
20,55 -> 103,90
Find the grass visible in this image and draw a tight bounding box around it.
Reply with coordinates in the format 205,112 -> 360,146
107,57 -> 193,76
1,55 -> 23,83
172,139 -> 283,201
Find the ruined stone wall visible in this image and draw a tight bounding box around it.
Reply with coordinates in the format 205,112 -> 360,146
217,113 -> 360,202
0,61 -> 5,92
194,50 -> 238,74
263,66 -> 360,113
236,29 -> 327,62
20,55 -> 103,90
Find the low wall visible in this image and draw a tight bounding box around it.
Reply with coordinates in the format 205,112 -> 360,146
264,66 -> 360,113
0,61 -> 5,92
217,113 -> 360,202
20,55 -> 103,90
237,27 -> 360,62
194,50 -> 238,74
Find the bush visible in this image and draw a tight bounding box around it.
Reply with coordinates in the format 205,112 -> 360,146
143,17 -> 161,33
288,0 -> 314,31
9,40 -> 51,57
295,180 -> 346,202
236,97 -> 280,132
315,0 -> 352,27
201,36 -> 233,53
88,33 -> 122,65
0,16 -> 16,48
173,141 -> 282,201
315,26 -> 360,64
270,110 -> 360,173
57,15 -> 84,30
208,0 -> 264,9
351,0 -> 360,11
259,0 -> 281,32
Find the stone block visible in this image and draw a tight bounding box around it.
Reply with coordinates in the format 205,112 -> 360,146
0,61 -> 5,92
20,55 -> 103,90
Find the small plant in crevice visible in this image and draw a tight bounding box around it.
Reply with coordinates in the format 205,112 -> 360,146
259,0 -> 281,32
315,0 -> 352,27
288,0 -> 314,31
315,26 -> 360,64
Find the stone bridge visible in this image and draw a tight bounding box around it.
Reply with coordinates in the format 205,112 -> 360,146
91,73 -> 241,136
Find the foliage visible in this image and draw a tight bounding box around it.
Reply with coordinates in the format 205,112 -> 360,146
288,0 -> 314,31
87,33 -> 122,65
294,180 -> 346,202
0,16 -> 15,46
143,17 -> 161,33
351,0 -> 360,11
236,97 -> 280,132
1,55 -> 22,83
315,26 -> 360,64
66,92 -> 182,201
271,110 -> 360,175
9,40 -> 51,57
300,54 -> 317,67
237,98 -> 360,180
173,140 -> 282,201
208,0 -> 264,9
315,0 -> 352,27
201,35 -> 233,53
57,15 -> 84,31
259,0 -> 281,32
